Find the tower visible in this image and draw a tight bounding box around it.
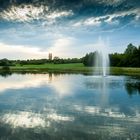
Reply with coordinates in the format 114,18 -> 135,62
48,53 -> 52,60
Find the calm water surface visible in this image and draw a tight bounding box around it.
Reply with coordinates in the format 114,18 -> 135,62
0,73 -> 140,140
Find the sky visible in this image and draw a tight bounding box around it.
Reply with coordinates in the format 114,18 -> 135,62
0,0 -> 140,59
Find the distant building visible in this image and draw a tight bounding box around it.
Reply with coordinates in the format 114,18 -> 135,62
48,53 -> 52,60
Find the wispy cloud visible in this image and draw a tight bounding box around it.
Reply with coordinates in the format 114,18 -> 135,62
98,0 -> 125,6
0,4 -> 73,23
0,0 -> 139,57
72,8 -> 140,27
73,18 -> 101,27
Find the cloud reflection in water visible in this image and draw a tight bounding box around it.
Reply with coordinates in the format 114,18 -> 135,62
0,73 -> 77,98
1,111 -> 74,129
0,74 -> 140,139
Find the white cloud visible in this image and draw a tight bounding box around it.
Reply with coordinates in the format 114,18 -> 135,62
0,4 -> 73,23
47,37 -> 101,58
46,10 -> 73,19
73,18 -> 101,27
104,8 -> 140,23
47,37 -> 77,58
0,36 -> 84,59
0,43 -> 49,59
82,18 -> 101,26
0,5 -> 46,22
0,36 -> 109,59
73,8 -> 140,27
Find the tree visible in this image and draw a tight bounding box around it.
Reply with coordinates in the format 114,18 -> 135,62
124,43 -> 139,67
124,43 -> 137,54
83,52 -> 95,66
0,59 -> 11,66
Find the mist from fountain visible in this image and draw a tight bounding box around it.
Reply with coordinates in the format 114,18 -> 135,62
94,38 -> 110,76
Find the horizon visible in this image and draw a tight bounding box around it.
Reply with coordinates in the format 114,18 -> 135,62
0,0 -> 140,59
0,42 -> 139,61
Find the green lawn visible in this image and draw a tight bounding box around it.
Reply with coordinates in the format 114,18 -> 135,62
0,63 -> 140,75
14,63 -> 85,69
10,63 -> 92,73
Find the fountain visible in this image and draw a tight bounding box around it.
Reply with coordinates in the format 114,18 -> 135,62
94,38 -> 110,76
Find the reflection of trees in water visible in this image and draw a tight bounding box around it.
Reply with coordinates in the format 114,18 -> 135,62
0,72 -> 12,78
84,77 -> 140,97
0,71 -> 63,82
0,66 -> 12,78
125,82 -> 140,96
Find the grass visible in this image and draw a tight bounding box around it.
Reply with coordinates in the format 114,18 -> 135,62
0,63 -> 140,76
10,63 -> 92,73
110,67 -> 140,76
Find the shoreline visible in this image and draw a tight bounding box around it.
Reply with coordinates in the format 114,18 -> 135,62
0,63 -> 140,76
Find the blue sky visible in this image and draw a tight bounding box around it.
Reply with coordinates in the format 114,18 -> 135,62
0,0 -> 140,59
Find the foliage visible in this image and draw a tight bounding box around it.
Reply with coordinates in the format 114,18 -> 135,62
83,52 -> 96,66
0,58 -> 82,66
53,57 -> 82,64
13,58 -> 82,65
83,43 -> 140,67
109,43 -> 140,67
0,58 -> 13,66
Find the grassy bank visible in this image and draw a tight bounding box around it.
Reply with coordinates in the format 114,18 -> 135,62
0,63 -> 140,76
10,63 -> 92,74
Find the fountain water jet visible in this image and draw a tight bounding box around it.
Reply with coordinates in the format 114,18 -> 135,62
94,38 -> 110,76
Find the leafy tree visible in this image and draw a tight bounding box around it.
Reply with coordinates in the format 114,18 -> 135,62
124,43 -> 137,54
83,52 -> 96,66
124,44 -> 139,67
0,59 -> 11,66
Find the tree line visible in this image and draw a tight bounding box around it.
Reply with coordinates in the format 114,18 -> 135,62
0,58 -> 82,66
83,43 -> 140,67
0,43 -> 139,67
110,43 -> 140,67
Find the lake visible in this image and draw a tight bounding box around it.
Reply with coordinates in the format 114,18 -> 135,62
0,73 -> 140,140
